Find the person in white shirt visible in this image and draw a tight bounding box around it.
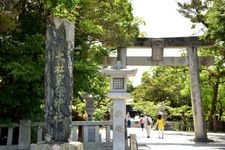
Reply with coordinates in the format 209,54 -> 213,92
145,114 -> 153,138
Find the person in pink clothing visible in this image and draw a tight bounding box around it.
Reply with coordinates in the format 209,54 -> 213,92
139,115 -> 145,131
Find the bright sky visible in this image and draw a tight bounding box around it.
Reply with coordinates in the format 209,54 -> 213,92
131,0 -> 203,37
128,0 -> 203,86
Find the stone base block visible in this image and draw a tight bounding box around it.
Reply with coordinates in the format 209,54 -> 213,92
30,142 -> 83,150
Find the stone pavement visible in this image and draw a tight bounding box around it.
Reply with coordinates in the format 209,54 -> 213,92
127,128 -> 225,150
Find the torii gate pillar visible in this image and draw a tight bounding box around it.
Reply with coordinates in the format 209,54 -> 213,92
188,47 -> 208,141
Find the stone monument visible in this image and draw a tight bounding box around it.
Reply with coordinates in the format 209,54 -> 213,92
45,17 -> 74,142
30,18 -> 83,150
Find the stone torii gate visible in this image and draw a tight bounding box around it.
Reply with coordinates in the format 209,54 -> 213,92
104,36 -> 214,142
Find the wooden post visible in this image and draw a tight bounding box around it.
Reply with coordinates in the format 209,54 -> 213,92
187,47 -> 208,141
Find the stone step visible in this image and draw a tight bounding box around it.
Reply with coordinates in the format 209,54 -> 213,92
138,145 -> 151,150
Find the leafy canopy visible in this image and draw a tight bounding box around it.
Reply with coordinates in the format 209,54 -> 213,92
0,0 -> 141,122
131,66 -> 192,120
41,0 -> 79,20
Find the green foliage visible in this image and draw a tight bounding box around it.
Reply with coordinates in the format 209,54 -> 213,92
41,0 -> 79,21
134,67 -> 190,106
131,101 -> 157,117
93,100 -> 112,121
127,80 -> 136,93
131,66 -> 192,121
198,47 -> 225,120
0,12 -> 16,32
0,1 -> 46,122
94,108 -> 107,121
205,0 -> 225,41
0,34 -> 45,122
0,0 -> 141,122
72,0 -> 141,119
168,105 -> 192,120
75,0 -> 141,48
177,0 -> 225,44
177,0 -> 209,26
73,61 -> 109,99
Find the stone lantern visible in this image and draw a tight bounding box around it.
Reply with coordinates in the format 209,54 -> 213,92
101,61 -> 137,150
82,92 -> 96,142
83,92 -> 95,121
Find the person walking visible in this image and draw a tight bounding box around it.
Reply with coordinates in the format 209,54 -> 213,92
145,114 -> 153,138
156,113 -> 165,139
126,112 -> 131,128
139,115 -> 145,131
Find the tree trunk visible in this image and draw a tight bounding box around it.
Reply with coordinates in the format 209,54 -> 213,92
208,78 -> 219,131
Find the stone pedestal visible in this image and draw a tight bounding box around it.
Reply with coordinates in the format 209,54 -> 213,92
83,93 -> 96,142
109,93 -> 130,150
30,142 -> 83,150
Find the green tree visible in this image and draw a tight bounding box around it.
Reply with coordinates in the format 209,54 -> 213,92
205,0 -> 225,41
41,0 -> 79,20
0,1 -> 46,122
0,0 -> 140,122
199,47 -> 225,130
72,0 -> 140,120
132,66 -> 191,120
